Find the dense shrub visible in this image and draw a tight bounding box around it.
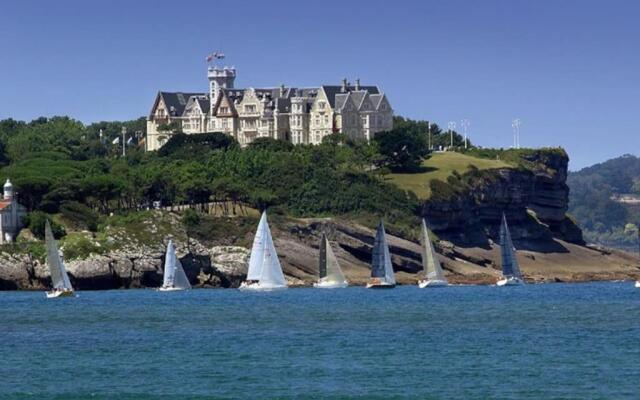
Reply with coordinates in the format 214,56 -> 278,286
23,211 -> 66,239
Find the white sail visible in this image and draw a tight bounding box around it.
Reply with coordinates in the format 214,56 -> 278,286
45,220 -> 73,291
324,238 -> 347,284
258,215 -> 287,287
382,229 -> 396,285
246,212 -> 267,281
500,214 -> 523,280
318,234 -> 347,285
162,240 -> 191,290
421,219 -> 446,282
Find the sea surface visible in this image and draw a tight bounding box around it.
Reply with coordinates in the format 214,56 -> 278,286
1,282 -> 639,399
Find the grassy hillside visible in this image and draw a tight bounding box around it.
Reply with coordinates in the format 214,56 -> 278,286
385,152 -> 511,199
568,154 -> 640,250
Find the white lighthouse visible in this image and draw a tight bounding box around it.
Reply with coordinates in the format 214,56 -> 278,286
0,178 -> 26,243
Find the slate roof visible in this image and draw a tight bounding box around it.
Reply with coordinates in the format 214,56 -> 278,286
195,97 -> 210,114
321,85 -> 380,108
154,92 -> 205,117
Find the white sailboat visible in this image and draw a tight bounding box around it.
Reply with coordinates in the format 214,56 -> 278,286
44,220 -> 75,298
418,218 -> 448,288
159,240 -> 191,291
239,211 -> 287,291
366,221 -> 396,289
314,233 -> 348,288
496,214 -> 525,286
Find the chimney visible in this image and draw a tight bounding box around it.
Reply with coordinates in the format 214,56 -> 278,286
341,78 -> 347,93
355,78 -> 360,91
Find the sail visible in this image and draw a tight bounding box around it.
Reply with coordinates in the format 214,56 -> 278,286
163,240 -> 177,287
320,235 -> 347,284
500,214 -> 522,279
259,216 -> 287,287
172,257 -> 191,289
421,219 -> 446,281
371,221 -> 396,284
318,234 -> 328,279
246,212 -> 267,281
45,220 -> 73,291
163,240 -> 191,289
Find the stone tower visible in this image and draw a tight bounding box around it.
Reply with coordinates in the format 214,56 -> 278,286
208,66 -> 236,113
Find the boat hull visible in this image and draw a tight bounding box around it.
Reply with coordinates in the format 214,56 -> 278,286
46,289 -> 75,298
366,282 -> 396,289
238,281 -> 287,292
158,286 -> 188,292
496,277 -> 524,286
314,281 -> 348,289
418,279 -> 448,288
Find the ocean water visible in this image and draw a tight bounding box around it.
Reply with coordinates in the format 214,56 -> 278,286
1,282 -> 639,399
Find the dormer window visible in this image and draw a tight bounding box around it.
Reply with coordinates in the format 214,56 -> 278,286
245,105 -> 256,113
219,106 -> 229,114
318,101 -> 326,109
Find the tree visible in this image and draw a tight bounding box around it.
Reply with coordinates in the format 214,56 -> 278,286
23,211 -> 66,240
373,128 -> 429,172
248,137 -> 294,152
182,208 -> 200,253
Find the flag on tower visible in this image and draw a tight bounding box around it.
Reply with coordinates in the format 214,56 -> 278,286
206,51 -> 225,62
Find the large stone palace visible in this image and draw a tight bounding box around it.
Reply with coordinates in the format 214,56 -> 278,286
146,66 -> 393,151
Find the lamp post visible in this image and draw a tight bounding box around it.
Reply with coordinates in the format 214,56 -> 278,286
448,121 -> 456,150
121,127 -> 127,157
512,119 -> 521,149
460,119 -> 470,149
428,122 -> 432,151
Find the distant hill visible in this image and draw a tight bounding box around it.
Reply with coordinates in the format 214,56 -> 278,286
568,154 -> 640,250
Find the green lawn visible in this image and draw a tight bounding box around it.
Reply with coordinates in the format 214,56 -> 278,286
385,152 -> 512,199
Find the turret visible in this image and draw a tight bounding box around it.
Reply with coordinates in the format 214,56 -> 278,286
208,66 -> 236,113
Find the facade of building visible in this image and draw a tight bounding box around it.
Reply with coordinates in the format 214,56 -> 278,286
146,67 -> 393,151
0,179 -> 27,244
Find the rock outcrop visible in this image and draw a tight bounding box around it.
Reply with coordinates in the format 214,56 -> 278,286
423,149 -> 585,247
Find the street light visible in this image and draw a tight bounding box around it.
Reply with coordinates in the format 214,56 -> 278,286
121,127 -> 127,157
448,121 -> 456,150
512,119 -> 521,149
460,119 -> 470,149
428,122 -> 432,151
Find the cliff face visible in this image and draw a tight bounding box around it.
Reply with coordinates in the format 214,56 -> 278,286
423,149 -> 584,247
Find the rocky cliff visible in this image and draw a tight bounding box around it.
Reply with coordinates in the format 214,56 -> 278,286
424,149 -> 584,247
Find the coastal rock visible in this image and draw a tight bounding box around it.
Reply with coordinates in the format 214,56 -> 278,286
423,149 -> 584,246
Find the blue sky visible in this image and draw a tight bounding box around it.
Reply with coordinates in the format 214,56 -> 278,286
1,0 -> 638,169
